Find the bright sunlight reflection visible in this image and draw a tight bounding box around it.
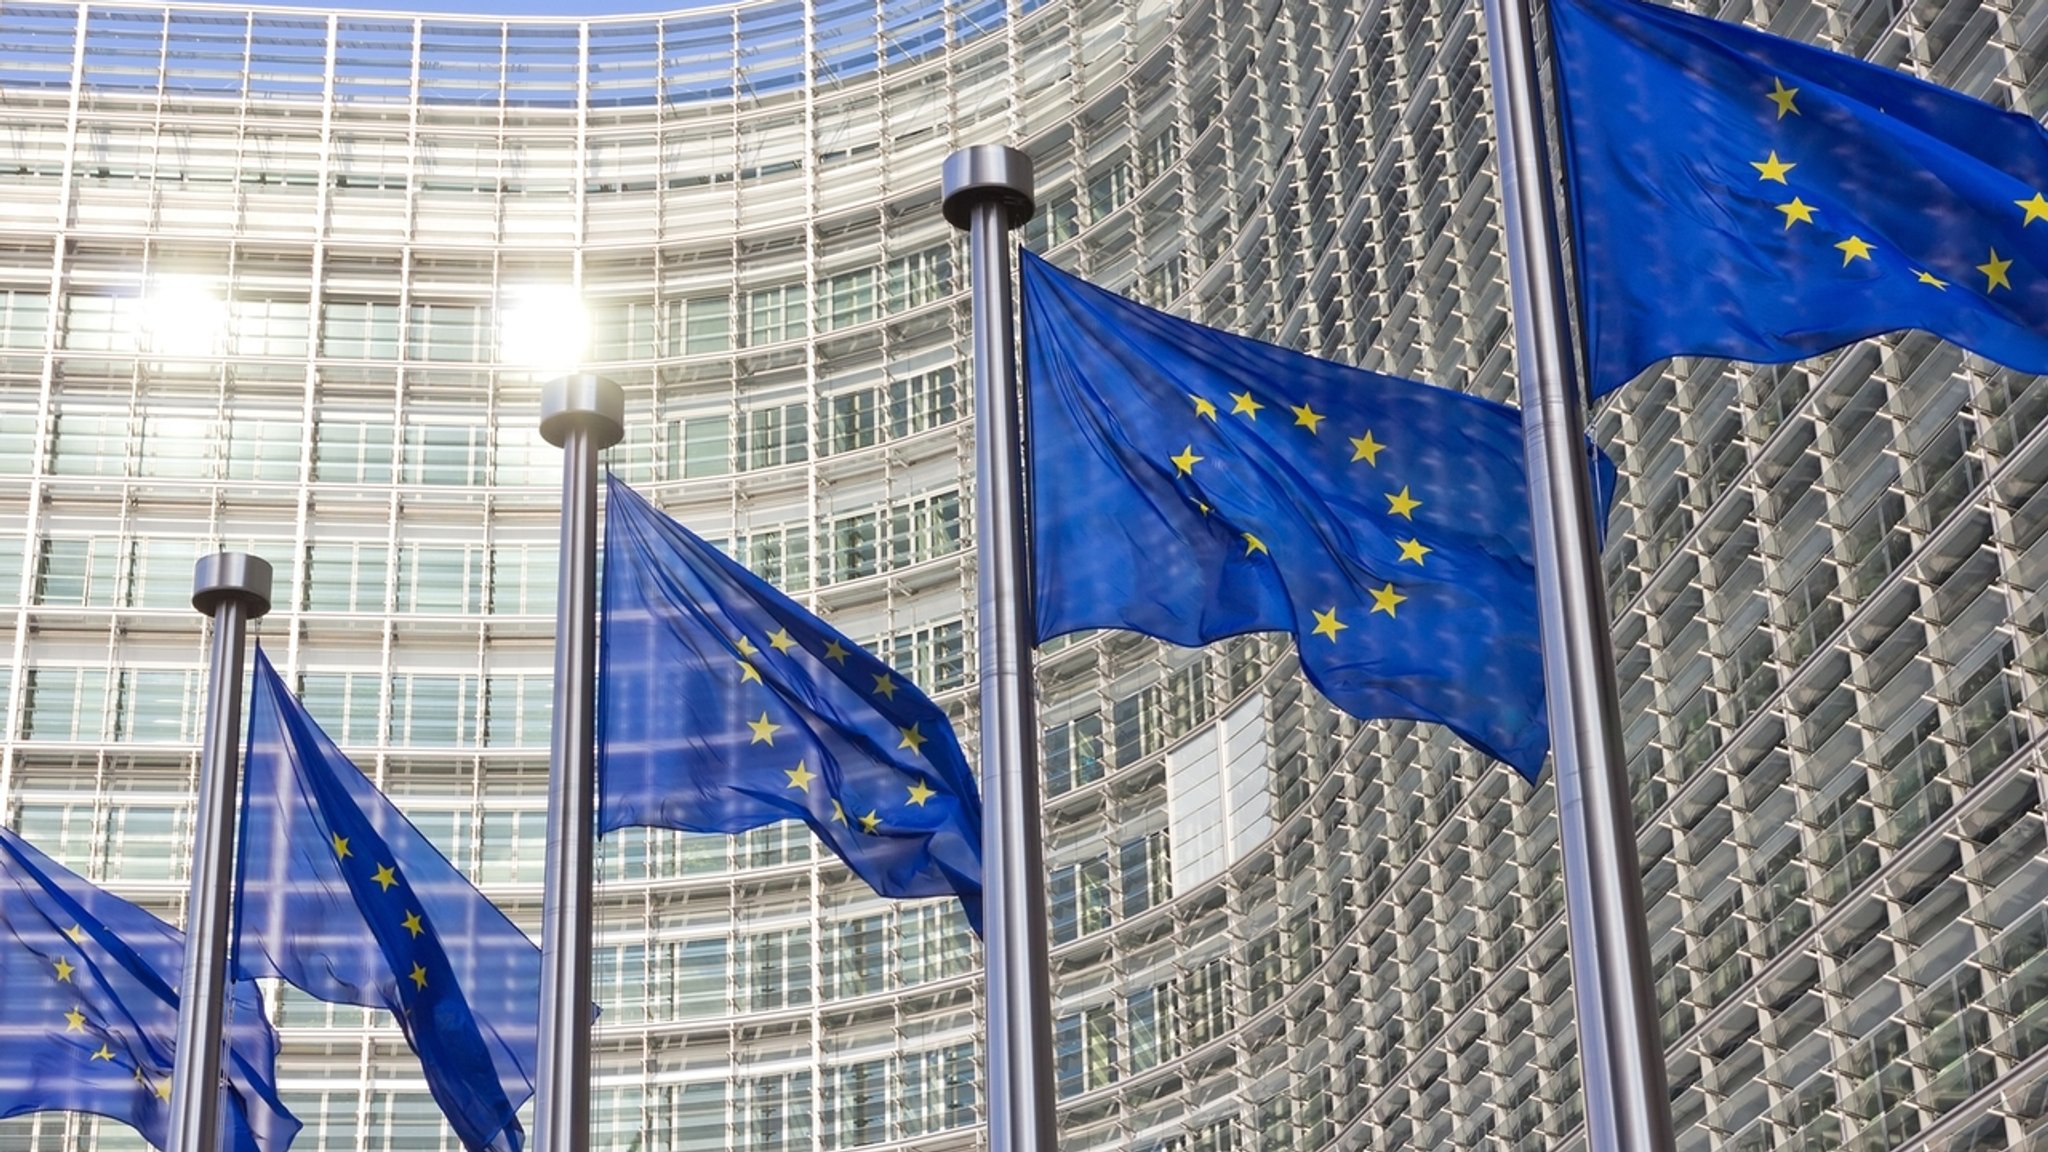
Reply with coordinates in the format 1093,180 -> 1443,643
499,285 -> 589,376
140,278 -> 227,359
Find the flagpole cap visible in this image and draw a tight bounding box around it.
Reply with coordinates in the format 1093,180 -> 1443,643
540,373 -> 626,450
192,552 -> 273,618
942,146 -> 1035,232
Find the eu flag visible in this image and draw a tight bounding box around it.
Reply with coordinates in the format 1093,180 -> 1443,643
235,648 -> 540,1152
1554,0 -> 2048,396
0,825 -> 297,1152
598,476 -> 984,932
1023,250 -> 1615,780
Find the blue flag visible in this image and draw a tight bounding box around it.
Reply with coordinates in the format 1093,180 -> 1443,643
235,648 -> 540,1152
0,825 -> 297,1152
598,476 -> 984,932
1554,0 -> 2048,396
1023,250 -> 1616,780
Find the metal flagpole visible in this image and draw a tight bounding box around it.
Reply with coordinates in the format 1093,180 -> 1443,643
1480,0 -> 1678,1149
167,552 -> 273,1152
534,374 -> 624,1152
942,145 -> 1059,1152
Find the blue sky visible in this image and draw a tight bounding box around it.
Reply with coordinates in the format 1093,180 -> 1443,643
281,0 -> 714,12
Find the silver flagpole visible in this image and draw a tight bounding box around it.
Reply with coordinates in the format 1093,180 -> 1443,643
534,374 -> 624,1152
168,552 -> 273,1152
1480,0 -> 1677,1149
942,145 -> 1059,1152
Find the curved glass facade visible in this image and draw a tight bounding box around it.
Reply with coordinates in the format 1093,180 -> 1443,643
0,0 -> 2045,1150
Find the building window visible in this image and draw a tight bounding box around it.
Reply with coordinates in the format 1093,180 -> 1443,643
678,416 -> 730,478
231,298 -> 310,358
305,542 -> 389,613
742,401 -> 808,470
401,424 -> 486,486
746,283 -> 806,345
825,390 -> 877,454
1044,713 -> 1106,797
1050,855 -> 1112,944
228,417 -> 302,483
396,543 -> 484,615
886,366 -> 959,438
314,421 -> 396,485
1054,1003 -> 1119,1098
886,245 -> 952,313
827,915 -> 885,1000
0,289 -> 48,348
61,293 -> 138,353
827,1059 -> 887,1149
299,671 -> 385,747
590,299 -> 662,361
681,296 -> 730,354
738,523 -> 811,592
882,620 -> 966,694
407,301 -> 487,362
887,489 -> 961,569
387,673 -> 476,747
35,537 -> 119,607
1128,983 -> 1177,1073
139,413 -> 213,480
320,300 -> 400,359
831,511 -> 880,582
1120,830 -> 1172,917
821,267 -> 876,331
21,667 -> 112,741
51,412 -> 128,477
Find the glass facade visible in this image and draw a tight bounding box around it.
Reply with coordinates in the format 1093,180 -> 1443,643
0,0 -> 2043,1150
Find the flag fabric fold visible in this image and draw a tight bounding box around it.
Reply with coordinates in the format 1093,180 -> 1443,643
597,475 -> 985,933
0,825 -> 298,1152
1554,0 -> 2048,396
235,648 -> 540,1152
1022,249 -> 1615,780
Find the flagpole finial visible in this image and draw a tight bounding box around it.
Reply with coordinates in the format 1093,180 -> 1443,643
539,373 -> 625,451
942,145 -> 1035,232
191,551 -> 273,618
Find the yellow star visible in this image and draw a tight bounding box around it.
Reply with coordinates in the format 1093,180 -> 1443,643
1385,486 -> 1421,519
409,963 -> 428,990
748,712 -> 782,745
859,811 -> 882,834
898,724 -> 928,755
1775,198 -> 1815,228
64,925 -> 87,945
372,864 -> 397,892
786,761 -> 815,792
737,659 -> 763,684
402,911 -> 424,938
1194,500 -> 1212,515
1916,270 -> 1948,290
1751,151 -> 1794,183
1290,403 -> 1325,433
2019,192 -> 2048,225
1243,533 -> 1267,556
907,779 -> 936,807
91,1044 -> 114,1062
53,958 -> 74,982
1835,235 -> 1874,265
872,673 -> 898,700
1191,394 -> 1218,420
735,636 -> 759,658
154,1077 -> 171,1101
1979,247 -> 2013,291
1767,77 -> 1799,118
822,639 -> 850,664
1398,538 -> 1431,565
1349,431 -> 1385,466
1311,607 -> 1347,641
1371,582 -> 1407,617
331,834 -> 350,860
64,1007 -> 85,1033
831,800 -> 847,825
1170,445 -> 1203,476
768,628 -> 796,653
1229,391 -> 1263,418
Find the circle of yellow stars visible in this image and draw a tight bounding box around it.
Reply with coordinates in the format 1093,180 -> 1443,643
725,622 -> 949,841
1748,75 -> 2030,295
1178,384 -> 1434,646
